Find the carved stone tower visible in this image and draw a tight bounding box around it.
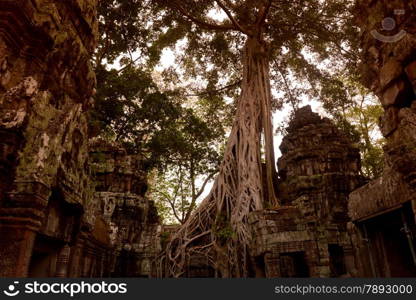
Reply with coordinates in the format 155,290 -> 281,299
249,106 -> 363,277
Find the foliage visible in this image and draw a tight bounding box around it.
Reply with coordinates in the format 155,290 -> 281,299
91,0 -> 230,223
149,110 -> 225,224
213,214 -> 236,242
323,78 -> 385,179
345,103 -> 385,179
151,166 -> 216,224
150,0 -> 360,110
95,0 -> 157,67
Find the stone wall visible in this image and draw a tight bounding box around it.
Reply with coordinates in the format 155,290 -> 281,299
0,0 -> 101,277
90,139 -> 161,277
350,0 -> 416,219
347,0 -> 416,277
0,0 -> 162,278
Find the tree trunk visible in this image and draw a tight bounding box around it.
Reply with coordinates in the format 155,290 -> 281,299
163,36 -> 277,277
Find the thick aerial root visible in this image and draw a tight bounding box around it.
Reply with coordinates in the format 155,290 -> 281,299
160,37 -> 277,277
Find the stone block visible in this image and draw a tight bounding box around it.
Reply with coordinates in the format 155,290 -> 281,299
405,61 -> 416,82
380,106 -> 399,137
348,167 -> 414,221
380,59 -> 403,89
381,80 -> 406,107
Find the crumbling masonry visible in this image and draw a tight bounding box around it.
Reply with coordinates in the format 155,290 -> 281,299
0,0 -> 160,277
0,0 -> 101,277
247,106 -> 364,278
90,139 -> 161,277
348,0 -> 416,277
1,0 -> 416,278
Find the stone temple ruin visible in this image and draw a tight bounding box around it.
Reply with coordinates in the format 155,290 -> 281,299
90,139 -> 160,277
0,0 -> 416,278
0,0 -> 160,277
347,0 -> 416,277
248,106 -> 364,278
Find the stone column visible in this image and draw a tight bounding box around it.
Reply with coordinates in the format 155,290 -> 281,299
264,252 -> 281,277
343,245 -> 358,277
55,244 -> 71,277
412,200 -> 416,225
68,232 -> 88,278
356,0 -> 416,181
0,221 -> 37,277
315,243 -> 331,278
0,182 -> 50,277
0,0 -> 98,277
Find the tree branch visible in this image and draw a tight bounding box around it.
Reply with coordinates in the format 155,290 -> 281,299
116,57 -> 141,74
214,0 -> 248,34
184,80 -> 241,97
158,190 -> 183,223
195,172 -> 216,199
223,0 -> 237,10
170,1 -> 236,32
256,0 -> 272,27
275,61 -> 298,109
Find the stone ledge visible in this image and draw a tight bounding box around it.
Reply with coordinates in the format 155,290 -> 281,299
349,167 -> 416,221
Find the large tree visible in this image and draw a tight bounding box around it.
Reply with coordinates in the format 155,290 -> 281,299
152,0 -> 359,277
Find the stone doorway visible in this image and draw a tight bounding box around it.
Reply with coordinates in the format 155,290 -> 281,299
328,244 -> 346,277
363,207 -> 416,277
252,255 -> 266,278
28,235 -> 63,277
279,252 -> 310,277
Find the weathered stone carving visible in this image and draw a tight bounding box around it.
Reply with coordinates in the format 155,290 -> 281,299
90,139 -> 161,277
0,0 -> 107,277
0,0 -> 161,278
249,106 -> 363,277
